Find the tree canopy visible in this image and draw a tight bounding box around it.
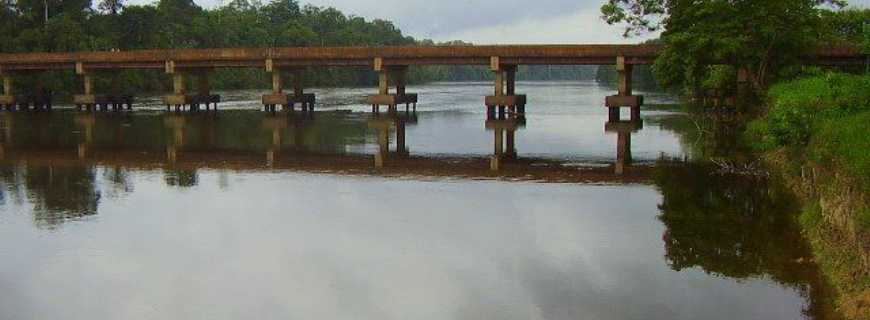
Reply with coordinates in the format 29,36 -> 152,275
601,0 -> 864,97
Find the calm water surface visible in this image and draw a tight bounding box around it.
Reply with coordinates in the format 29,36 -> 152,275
0,82 -> 836,319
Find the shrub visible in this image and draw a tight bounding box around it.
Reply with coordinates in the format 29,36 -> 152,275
754,73 -> 870,148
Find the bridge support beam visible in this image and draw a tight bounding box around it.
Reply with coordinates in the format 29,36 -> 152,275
73,63 -> 133,112
605,56 -> 643,122
262,61 -> 315,114
367,59 -> 417,114
485,57 -> 526,121
73,63 -> 97,112
192,69 -> 219,112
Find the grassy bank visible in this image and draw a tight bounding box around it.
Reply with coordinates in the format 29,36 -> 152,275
747,72 -> 870,319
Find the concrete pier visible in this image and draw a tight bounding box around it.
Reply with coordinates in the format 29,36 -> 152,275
262,62 -> 315,113
605,56 -> 643,122
162,62 -> 220,112
0,68 -> 15,110
485,58 -> 526,120
367,59 -> 417,114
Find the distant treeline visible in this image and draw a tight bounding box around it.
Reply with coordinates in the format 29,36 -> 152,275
0,0 -> 617,96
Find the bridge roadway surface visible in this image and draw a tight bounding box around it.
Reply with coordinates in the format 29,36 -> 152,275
0,45 -> 864,71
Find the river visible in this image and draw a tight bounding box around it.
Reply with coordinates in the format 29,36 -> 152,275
0,81 -> 838,319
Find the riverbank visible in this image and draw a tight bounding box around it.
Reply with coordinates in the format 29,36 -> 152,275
747,72 -> 870,319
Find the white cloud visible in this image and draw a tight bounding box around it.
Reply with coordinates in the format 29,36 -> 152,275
125,0 -> 870,43
434,10 -> 659,44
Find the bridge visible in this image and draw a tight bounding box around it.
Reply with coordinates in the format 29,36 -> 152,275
0,44 -> 864,122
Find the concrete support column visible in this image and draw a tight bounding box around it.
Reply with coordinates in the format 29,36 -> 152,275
83,74 -> 93,95
263,64 -> 313,113
617,57 -> 633,96
271,71 -> 283,94
2,75 -> 11,96
292,69 -> 303,96
368,59 -> 416,113
1,71 -> 14,110
173,73 -> 185,95
378,69 -> 389,95
73,63 -> 96,111
394,67 -> 407,96
196,70 -> 210,96
505,65 -> 516,95
493,70 -> 504,96
605,56 -> 643,122
486,57 -> 526,120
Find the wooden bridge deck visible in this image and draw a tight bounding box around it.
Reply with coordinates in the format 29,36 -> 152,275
0,45 -> 863,71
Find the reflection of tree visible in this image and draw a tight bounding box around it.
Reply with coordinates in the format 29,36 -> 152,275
22,165 -> 101,229
164,169 -> 198,187
0,165 -> 25,207
654,161 -> 838,319
652,113 -> 748,160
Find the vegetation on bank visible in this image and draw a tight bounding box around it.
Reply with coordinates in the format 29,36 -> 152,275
746,73 -> 870,319
747,73 -> 870,206
602,1 -> 869,317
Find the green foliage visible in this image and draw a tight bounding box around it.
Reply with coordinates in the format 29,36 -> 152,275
752,73 -> 870,147
819,8 -> 870,45
810,111 -> 870,192
858,207 -> 870,233
800,201 -> 824,230
601,0 -> 850,95
865,22 -> 870,53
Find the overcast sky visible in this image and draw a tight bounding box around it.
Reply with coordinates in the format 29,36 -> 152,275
127,0 -> 870,44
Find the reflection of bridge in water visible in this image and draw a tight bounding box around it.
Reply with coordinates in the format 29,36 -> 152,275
0,109 -> 650,180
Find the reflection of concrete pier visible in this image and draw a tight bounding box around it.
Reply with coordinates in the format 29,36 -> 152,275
74,114 -> 96,159
261,114 -> 315,165
486,118 -> 525,171
367,112 -> 417,168
164,115 -> 187,162
605,120 -> 642,175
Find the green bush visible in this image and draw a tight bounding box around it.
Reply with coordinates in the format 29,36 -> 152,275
811,111 -> 870,192
754,73 -> 870,147
800,201 -> 824,230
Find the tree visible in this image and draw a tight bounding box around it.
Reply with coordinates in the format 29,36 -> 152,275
601,0 -> 846,95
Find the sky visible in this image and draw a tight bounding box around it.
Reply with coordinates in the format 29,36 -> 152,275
127,0 -> 870,44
